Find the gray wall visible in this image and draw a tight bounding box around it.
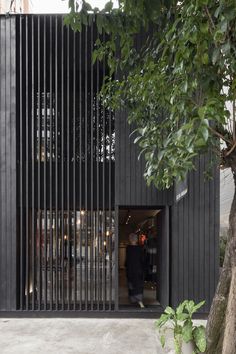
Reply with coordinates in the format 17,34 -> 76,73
0,16 -> 17,310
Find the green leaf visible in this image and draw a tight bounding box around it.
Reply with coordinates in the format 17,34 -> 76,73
221,42 -> 230,54
92,50 -> 98,64
198,107 -> 206,119
104,1 -> 113,12
200,22 -> 209,34
164,306 -> 175,315
212,48 -> 220,65
195,138 -> 206,148
182,320 -> 193,342
202,53 -> 209,65
157,150 -> 164,162
193,300 -> 205,312
201,126 -> 209,141
177,313 -> 189,321
82,1 -> 93,11
176,301 -> 186,316
68,0 -> 75,12
160,335 -> 165,348
96,14 -> 104,34
193,326 -> 207,352
155,313 -> 170,328
198,0 -> 208,5
134,136 -> 142,144
220,19 -> 228,33
137,148 -> 147,160
214,30 -> 224,42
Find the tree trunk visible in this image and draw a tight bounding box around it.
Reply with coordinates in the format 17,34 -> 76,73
206,171 -> 236,354
222,266 -> 236,354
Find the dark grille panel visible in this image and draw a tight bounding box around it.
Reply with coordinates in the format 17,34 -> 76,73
17,15 -> 115,311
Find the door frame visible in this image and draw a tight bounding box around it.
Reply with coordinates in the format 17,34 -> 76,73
116,205 -> 170,310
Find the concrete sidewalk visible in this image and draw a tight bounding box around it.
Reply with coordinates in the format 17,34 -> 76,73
0,318 -> 206,354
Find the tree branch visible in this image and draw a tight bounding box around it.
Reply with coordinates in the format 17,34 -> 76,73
225,140 -> 236,157
209,126 -> 232,144
204,6 -> 215,33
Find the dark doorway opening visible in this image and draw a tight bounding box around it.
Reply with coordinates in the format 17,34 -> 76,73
118,207 -> 169,309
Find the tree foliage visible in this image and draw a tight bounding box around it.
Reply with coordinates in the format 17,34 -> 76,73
66,0 -> 236,189
66,1 -> 236,352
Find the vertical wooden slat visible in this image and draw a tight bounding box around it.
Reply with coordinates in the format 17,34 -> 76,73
6,18 -> 11,310
85,24 -> 88,311
43,15 -> 47,310
0,17 -> 17,311
79,27 -> 82,310
73,26 -> 76,310
66,24 -> 70,310
61,16 -> 65,310
55,15 -> 59,310
37,15 -> 42,310
102,31 -> 106,310
25,15 -> 29,311
204,155 -> 210,308
108,105 -> 112,310
10,16 -> 17,311
90,20 -> 94,310
188,170 -> 194,300
114,205 -> 119,311
49,15 -> 53,310
31,15 -> 35,310
19,15 -> 23,310
96,46 -> 100,309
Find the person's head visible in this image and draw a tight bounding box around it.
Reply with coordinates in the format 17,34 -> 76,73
129,233 -> 138,245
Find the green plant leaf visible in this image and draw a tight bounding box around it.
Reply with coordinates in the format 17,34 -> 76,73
193,300 -> 205,312
177,313 -> 189,321
193,326 -> 207,352
164,306 -> 175,315
160,334 -> 165,348
104,1 -> 113,12
182,320 -> 193,342
155,313 -> 170,328
201,126 -> 209,142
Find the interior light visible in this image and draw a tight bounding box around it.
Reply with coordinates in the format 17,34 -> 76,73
126,214 -> 131,224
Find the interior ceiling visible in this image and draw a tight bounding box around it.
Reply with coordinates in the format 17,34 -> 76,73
119,209 -> 160,227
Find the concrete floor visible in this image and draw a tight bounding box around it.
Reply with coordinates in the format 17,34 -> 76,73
0,318 -> 206,354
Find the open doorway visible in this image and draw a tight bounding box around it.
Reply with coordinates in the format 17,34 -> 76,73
118,207 -> 169,308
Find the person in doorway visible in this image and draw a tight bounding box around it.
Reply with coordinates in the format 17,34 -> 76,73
125,233 -> 146,308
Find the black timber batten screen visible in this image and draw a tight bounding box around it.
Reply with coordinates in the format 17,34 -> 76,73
0,14 -> 219,315
16,15 -> 115,311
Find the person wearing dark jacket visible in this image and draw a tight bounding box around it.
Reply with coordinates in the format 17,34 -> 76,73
125,233 -> 145,308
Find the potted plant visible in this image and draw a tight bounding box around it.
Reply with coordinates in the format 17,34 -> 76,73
155,300 -> 206,354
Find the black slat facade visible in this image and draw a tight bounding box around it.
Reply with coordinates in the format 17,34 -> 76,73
115,108 -> 219,313
0,14 -> 219,314
171,155 -> 219,313
0,16 -> 17,311
15,15 -> 115,311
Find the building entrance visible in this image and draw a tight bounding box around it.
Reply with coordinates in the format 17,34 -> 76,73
118,207 -> 169,309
